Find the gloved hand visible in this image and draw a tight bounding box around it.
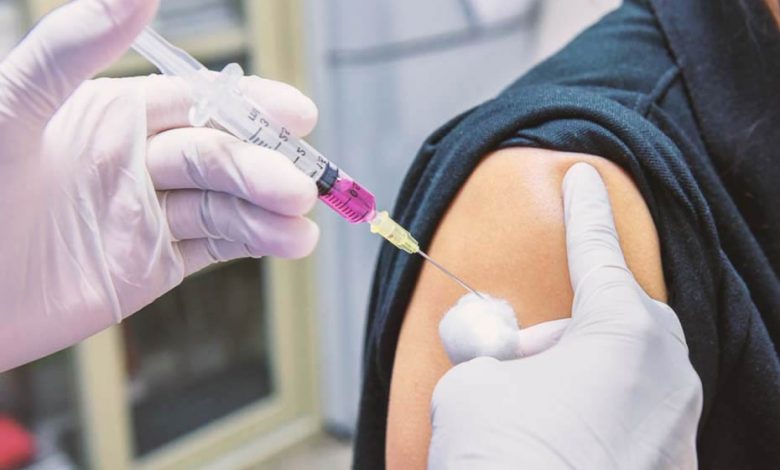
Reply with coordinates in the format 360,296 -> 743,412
0,0 -> 319,371
429,163 -> 703,469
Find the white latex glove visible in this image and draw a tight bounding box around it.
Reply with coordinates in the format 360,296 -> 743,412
0,0 -> 320,371
429,163 -> 703,470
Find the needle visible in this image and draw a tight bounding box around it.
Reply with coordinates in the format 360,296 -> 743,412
418,250 -> 484,299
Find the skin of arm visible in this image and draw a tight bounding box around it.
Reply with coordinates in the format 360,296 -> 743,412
385,148 -> 667,470
767,0 -> 780,28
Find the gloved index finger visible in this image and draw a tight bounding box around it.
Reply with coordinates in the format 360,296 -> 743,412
144,74 -> 318,138
562,163 -> 634,296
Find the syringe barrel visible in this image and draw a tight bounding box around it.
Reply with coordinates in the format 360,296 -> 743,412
199,64 -> 377,223
315,163 -> 377,223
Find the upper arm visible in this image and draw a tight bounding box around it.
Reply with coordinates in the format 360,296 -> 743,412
386,148 -> 666,470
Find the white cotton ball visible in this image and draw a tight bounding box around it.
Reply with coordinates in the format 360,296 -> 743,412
438,293 -> 520,365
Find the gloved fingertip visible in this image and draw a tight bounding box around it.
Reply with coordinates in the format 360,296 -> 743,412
515,318 -> 570,357
298,219 -> 321,258
272,171 -> 318,217
270,218 -> 319,260
242,76 -> 319,137
561,160 -> 630,296
276,91 -> 318,137
297,174 -> 320,214
562,163 -> 603,213
297,93 -> 319,136
562,161 -> 599,189
241,146 -> 319,216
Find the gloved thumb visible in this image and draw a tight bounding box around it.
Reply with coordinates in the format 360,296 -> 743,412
562,163 -> 636,299
0,0 -> 158,126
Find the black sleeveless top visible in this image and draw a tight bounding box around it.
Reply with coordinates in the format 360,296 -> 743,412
354,0 -> 780,468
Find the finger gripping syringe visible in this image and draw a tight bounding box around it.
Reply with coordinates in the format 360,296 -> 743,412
132,28 -> 481,297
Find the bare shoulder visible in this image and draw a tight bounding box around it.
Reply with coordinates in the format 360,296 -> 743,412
386,147 -> 666,470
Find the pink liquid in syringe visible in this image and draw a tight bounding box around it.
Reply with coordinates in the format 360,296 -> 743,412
319,172 -> 377,223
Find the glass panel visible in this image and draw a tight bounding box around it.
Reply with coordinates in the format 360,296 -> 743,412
0,351 -> 85,469
123,259 -> 274,456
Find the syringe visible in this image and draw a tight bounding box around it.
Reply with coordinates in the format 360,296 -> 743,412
131,27 -> 481,297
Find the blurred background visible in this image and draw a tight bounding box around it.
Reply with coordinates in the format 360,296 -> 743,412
0,0 -> 618,468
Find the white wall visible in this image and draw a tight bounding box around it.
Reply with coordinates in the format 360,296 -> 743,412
535,0 -> 622,61
0,0 -> 23,57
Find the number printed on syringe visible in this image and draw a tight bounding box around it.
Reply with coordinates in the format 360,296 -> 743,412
245,106 -> 328,178
246,109 -> 272,148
